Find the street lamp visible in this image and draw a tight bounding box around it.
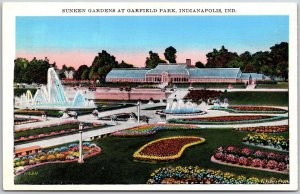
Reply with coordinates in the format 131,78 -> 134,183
78,131 -> 84,163
137,101 -> 141,123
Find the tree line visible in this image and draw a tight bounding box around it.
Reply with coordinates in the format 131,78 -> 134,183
14,42 -> 288,84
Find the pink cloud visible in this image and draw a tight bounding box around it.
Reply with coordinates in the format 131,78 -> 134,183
16,49 -> 208,69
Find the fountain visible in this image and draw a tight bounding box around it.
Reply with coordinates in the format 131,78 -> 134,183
15,68 -> 96,110
157,99 -> 206,116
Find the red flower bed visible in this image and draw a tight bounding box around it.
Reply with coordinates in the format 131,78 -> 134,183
134,136 -> 205,161
229,106 -> 286,112
212,146 -> 289,173
184,90 -> 222,101
184,115 -> 271,122
140,138 -> 199,156
235,125 -> 288,133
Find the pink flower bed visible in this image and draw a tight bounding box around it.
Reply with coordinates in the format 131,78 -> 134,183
212,146 -> 289,174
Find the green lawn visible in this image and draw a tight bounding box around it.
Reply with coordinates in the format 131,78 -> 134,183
256,82 -> 288,89
15,128 -> 289,184
221,92 -> 288,106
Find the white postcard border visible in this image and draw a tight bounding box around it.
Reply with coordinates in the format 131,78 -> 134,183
2,2 -> 298,191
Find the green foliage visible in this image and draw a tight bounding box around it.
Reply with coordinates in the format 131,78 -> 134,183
195,61 -> 205,68
206,46 -> 239,68
164,46 -> 177,63
145,51 -> 166,68
74,65 -> 89,80
14,57 -> 56,84
14,88 -> 37,97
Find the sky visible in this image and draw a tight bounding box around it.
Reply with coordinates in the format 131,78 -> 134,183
16,16 -> 289,69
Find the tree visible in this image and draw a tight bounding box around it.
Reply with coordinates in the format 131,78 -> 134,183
119,60 -> 134,68
14,58 -> 29,83
145,51 -> 166,68
90,50 -> 119,83
270,42 -> 288,80
81,69 -> 89,80
206,46 -> 238,68
195,61 -> 205,68
164,46 -> 177,63
74,65 -> 89,80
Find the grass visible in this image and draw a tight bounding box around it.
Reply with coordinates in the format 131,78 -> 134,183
14,123 -> 80,140
143,105 -> 166,110
221,91 -> 288,106
256,82 -> 288,89
14,128 -> 289,184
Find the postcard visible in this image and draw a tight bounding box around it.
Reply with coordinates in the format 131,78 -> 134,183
2,2 -> 298,191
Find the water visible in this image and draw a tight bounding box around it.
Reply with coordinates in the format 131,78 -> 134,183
15,68 -> 96,109
165,100 -> 203,114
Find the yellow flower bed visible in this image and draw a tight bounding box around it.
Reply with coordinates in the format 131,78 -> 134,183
133,136 -> 205,161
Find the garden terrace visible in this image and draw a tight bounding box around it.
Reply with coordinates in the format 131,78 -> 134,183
14,128 -> 289,184
133,136 -> 205,161
184,89 -> 223,101
212,146 -> 289,174
168,115 -> 287,125
234,125 -> 288,133
147,166 -> 288,184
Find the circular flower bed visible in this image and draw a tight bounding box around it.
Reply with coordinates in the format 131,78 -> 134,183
211,106 -> 287,114
243,133 -> 289,152
211,146 -> 289,174
14,142 -> 101,175
147,166 -> 289,184
112,124 -> 200,136
133,136 -> 205,161
168,115 -> 287,125
234,125 -> 288,133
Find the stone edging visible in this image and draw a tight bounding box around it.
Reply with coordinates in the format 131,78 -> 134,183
210,156 -> 288,175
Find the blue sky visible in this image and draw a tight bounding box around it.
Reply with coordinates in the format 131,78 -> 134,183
16,16 -> 289,67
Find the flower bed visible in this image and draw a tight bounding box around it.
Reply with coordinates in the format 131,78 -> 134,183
15,122 -> 105,143
14,142 -> 101,175
147,166 -> 289,184
168,115 -> 287,125
133,136 -> 205,161
234,125 -> 288,133
212,146 -> 289,174
14,117 -> 40,125
15,120 -> 79,132
243,133 -> 289,152
184,89 -> 223,101
211,106 -> 287,114
112,124 -> 201,136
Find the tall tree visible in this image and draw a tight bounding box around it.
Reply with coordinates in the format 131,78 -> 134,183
206,46 -> 238,68
90,50 -> 119,83
164,46 -> 177,63
119,60 -> 134,68
14,58 -> 29,83
195,61 -> 205,68
145,51 -> 166,68
74,65 -> 89,80
270,42 -> 288,80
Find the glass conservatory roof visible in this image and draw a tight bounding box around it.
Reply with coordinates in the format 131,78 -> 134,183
189,68 -> 241,78
106,68 -> 150,79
